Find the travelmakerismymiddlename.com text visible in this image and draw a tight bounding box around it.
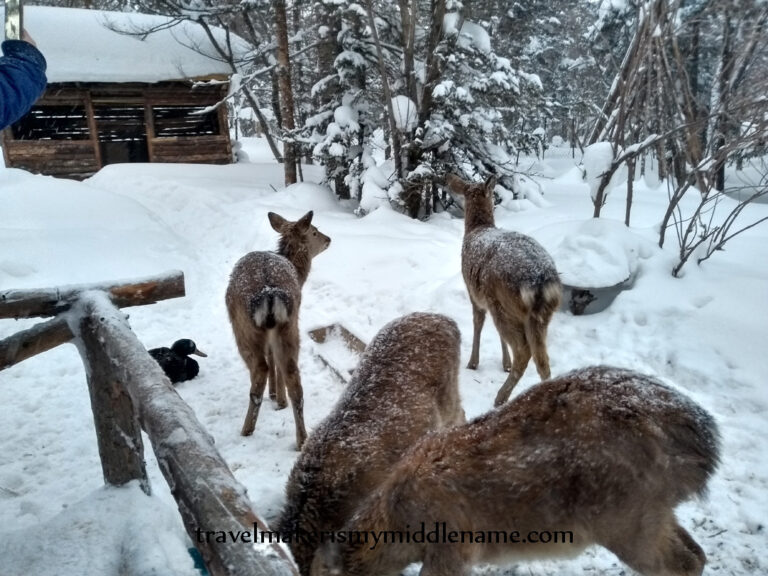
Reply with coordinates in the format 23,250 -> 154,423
196,522 -> 574,551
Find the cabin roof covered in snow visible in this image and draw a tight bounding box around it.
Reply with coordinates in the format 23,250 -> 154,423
0,6 -> 246,83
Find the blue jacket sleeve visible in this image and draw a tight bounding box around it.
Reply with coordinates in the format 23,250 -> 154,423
0,40 -> 48,129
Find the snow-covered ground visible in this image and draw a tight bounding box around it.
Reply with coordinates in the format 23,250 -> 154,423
1,140 -> 766,575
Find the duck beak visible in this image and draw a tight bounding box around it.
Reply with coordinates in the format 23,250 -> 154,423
192,348 -> 208,358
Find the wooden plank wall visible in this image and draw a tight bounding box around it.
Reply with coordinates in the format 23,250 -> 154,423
1,80 -> 232,179
2,139 -> 99,179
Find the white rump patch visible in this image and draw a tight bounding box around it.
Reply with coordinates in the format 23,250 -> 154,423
271,298 -> 290,325
253,292 -> 290,327
252,302 -> 269,326
520,286 -> 536,309
542,282 -> 562,305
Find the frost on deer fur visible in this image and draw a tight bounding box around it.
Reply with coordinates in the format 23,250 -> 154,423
277,312 -> 463,576
225,211 -> 331,448
227,254 -> 300,303
320,366 -> 720,576
465,227 -> 559,289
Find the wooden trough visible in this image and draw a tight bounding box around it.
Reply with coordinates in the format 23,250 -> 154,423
307,323 -> 366,384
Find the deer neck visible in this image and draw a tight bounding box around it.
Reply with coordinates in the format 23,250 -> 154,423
464,203 -> 495,235
346,506 -> 421,576
278,239 -> 312,285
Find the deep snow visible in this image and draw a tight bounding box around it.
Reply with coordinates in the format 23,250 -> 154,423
0,140 -> 766,575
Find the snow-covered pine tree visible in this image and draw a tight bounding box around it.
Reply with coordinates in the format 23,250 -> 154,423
353,0 -> 547,217
425,3 -> 546,207
305,1 -> 377,200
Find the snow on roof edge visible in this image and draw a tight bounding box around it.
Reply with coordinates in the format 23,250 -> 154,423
1,6 -> 249,84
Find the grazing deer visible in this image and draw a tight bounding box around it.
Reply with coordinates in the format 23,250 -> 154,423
225,210 -> 330,450
446,174 -> 562,406
277,312 -> 466,575
312,366 -> 721,576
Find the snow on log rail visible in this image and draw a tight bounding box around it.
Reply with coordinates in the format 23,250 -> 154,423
0,271 -> 185,371
0,270 -> 186,319
0,273 -> 297,576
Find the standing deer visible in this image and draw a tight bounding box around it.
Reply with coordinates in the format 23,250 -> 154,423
312,366 -> 721,576
225,210 -> 330,450
277,312 -> 465,575
446,174 -> 562,406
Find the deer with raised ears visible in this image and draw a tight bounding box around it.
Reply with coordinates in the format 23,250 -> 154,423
312,366 -> 721,576
225,210 -> 330,450
446,173 -> 562,406
276,312 -> 466,576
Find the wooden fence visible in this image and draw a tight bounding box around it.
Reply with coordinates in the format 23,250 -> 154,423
0,271 -> 297,576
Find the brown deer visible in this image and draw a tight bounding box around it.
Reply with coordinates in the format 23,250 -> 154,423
225,210 -> 330,450
312,366 -> 721,576
446,174 -> 562,406
276,312 -> 466,575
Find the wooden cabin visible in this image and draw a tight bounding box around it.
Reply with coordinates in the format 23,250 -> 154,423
1,7 -> 242,179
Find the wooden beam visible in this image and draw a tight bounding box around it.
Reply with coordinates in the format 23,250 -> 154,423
1,127 -> 11,166
78,303 -> 151,495
76,292 -> 297,576
0,270 -> 185,320
0,316 -> 74,371
84,91 -> 103,170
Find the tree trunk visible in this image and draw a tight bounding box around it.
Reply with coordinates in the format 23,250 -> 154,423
365,0 -> 403,179
275,0 -> 297,186
625,157 -> 635,226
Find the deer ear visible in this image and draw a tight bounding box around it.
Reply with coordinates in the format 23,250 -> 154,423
445,173 -> 468,195
296,210 -> 314,232
484,176 -> 497,193
268,212 -> 288,232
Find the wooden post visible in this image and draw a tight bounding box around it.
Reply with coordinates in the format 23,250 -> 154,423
77,302 -> 151,495
75,291 -> 297,576
84,91 -> 103,170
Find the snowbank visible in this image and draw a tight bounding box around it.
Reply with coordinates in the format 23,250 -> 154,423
553,218 -> 654,287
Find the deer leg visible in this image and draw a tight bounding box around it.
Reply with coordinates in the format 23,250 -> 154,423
274,365 -> 287,409
267,349 -> 288,410
273,333 -> 307,451
420,548 -> 469,576
267,349 -> 277,400
525,313 -> 553,382
467,300 -> 486,370
493,320 -> 531,406
604,516 -> 706,576
500,337 -> 511,372
241,353 -> 269,436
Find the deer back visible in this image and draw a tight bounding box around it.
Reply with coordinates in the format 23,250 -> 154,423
462,228 -> 561,311
316,366 -> 720,576
277,312 -> 465,575
225,251 -> 302,334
